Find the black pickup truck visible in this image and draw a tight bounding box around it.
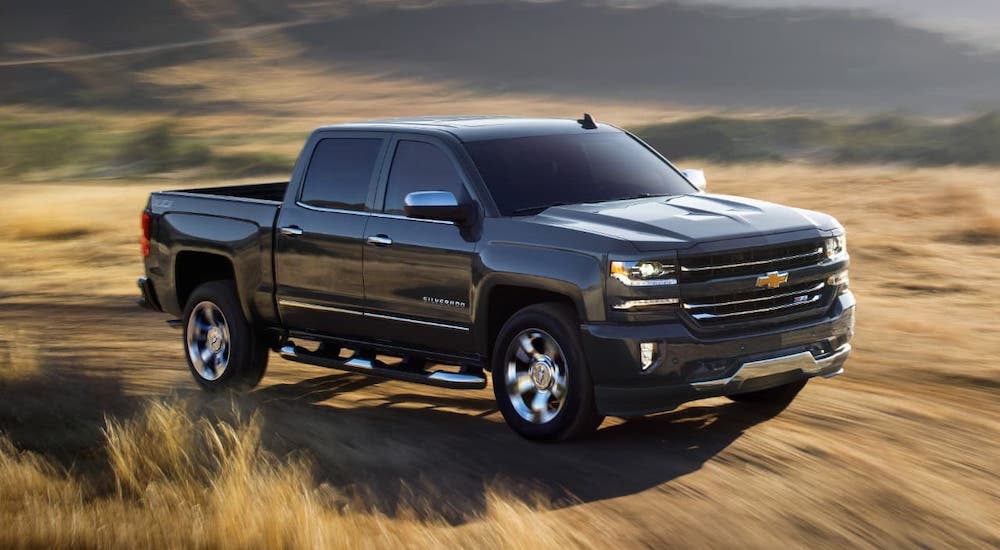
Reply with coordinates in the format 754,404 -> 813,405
138,115 -> 853,440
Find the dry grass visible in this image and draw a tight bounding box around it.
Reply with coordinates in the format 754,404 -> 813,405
0,336 -> 614,549
0,183 -> 158,300
0,364 -> 614,549
945,187 -> 1000,244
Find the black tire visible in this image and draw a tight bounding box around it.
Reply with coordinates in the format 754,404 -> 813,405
491,303 -> 603,441
727,379 -> 807,412
182,280 -> 268,391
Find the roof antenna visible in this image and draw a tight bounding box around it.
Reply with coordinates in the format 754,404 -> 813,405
577,113 -> 597,129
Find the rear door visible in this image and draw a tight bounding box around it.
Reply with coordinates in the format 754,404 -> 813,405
274,133 -> 387,337
363,136 -> 478,352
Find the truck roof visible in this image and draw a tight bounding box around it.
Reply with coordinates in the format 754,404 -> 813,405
313,116 -> 621,142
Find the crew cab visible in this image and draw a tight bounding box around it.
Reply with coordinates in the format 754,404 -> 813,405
138,115 -> 853,440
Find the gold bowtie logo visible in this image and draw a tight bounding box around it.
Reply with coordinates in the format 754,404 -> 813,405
756,271 -> 789,289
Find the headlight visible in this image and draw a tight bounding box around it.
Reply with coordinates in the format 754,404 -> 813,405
824,234 -> 847,261
610,260 -> 677,286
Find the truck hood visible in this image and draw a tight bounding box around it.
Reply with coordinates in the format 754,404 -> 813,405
531,193 -> 840,252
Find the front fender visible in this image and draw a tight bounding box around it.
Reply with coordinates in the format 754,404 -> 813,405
474,242 -> 605,351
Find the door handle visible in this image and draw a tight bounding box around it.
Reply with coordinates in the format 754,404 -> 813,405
280,225 -> 304,237
367,234 -> 393,247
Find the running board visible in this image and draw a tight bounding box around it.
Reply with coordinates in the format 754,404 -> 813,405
278,344 -> 487,390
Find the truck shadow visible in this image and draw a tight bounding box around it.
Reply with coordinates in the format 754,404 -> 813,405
0,349 -> 781,525
247,371 -> 784,523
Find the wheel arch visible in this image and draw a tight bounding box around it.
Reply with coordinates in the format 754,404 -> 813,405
174,250 -> 239,313
476,279 -> 584,368
473,243 -> 605,362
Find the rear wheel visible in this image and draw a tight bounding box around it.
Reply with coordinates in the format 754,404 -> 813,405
727,379 -> 807,412
183,281 -> 268,391
492,303 -> 603,441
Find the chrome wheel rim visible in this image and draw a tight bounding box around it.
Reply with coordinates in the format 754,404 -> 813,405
186,301 -> 230,381
504,329 -> 568,424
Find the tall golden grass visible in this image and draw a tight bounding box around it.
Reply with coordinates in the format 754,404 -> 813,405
0,400 -> 611,548
0,341 -> 614,549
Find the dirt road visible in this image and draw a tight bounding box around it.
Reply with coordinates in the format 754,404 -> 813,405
1,166 -> 997,547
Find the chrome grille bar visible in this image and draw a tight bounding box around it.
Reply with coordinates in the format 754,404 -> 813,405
683,282 -> 826,310
689,294 -> 822,320
680,248 -> 823,272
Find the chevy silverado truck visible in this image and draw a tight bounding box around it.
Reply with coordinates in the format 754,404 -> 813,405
138,115 -> 853,441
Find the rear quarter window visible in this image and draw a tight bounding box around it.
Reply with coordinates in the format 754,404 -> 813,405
300,138 -> 384,210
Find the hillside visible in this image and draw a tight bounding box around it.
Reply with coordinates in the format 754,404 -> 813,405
3,0 -> 1000,114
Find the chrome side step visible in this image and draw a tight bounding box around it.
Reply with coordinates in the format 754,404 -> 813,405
278,343 -> 487,390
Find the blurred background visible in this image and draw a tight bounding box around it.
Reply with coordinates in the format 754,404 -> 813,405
0,1 -> 997,548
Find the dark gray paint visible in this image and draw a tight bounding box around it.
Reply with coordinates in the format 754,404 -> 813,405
142,116 -> 854,415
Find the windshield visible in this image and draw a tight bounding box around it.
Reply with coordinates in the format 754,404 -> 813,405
464,132 -> 695,216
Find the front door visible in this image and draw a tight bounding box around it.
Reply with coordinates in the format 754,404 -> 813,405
275,134 -> 387,338
363,138 -> 477,352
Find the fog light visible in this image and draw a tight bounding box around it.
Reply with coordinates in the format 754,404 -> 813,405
640,342 -> 659,371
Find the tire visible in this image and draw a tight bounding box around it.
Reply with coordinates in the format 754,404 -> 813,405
182,280 -> 268,391
727,379 -> 807,412
491,303 -> 603,441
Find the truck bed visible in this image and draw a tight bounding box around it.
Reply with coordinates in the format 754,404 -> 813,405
146,182 -> 286,325
172,182 -> 288,203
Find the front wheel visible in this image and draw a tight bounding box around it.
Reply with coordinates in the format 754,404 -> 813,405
183,281 -> 268,391
491,303 -> 603,441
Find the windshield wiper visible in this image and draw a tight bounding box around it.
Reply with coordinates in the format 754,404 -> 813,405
510,202 -> 569,216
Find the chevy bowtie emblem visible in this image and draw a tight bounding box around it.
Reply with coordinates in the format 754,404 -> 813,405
756,271 -> 789,289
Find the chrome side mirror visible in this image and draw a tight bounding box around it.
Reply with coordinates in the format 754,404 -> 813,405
404,191 -> 473,223
682,168 -> 707,192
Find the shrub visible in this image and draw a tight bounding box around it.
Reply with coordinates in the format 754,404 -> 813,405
116,122 -> 212,173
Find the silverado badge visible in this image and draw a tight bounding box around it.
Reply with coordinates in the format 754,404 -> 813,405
756,271 -> 789,289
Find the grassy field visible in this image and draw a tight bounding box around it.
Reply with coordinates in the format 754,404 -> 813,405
0,164 -> 997,548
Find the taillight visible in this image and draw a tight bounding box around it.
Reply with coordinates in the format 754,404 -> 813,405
141,211 -> 151,257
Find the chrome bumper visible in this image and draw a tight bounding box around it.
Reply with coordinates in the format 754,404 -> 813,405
691,343 -> 850,392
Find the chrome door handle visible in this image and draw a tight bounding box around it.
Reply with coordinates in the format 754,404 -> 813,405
280,226 -> 304,237
367,235 -> 392,246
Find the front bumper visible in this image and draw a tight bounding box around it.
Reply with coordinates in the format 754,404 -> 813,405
583,292 -> 855,416
692,343 -> 848,392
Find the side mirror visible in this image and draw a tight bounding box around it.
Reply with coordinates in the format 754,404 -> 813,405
404,191 -> 473,224
682,168 -> 707,192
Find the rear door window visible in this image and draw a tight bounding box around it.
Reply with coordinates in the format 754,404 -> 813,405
383,140 -> 466,215
299,138 -> 384,210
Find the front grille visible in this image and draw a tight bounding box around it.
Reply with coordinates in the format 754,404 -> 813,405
679,240 -> 824,284
679,239 -> 831,327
